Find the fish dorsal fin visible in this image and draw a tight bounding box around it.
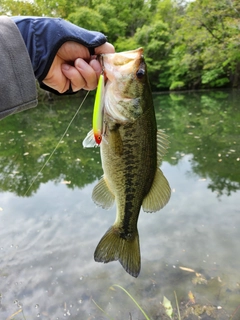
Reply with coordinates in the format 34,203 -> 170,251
92,177 -> 115,209
142,168 -> 171,213
157,130 -> 169,166
82,129 -> 98,148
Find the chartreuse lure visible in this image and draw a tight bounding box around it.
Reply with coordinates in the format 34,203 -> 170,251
93,74 -> 105,145
82,73 -> 105,148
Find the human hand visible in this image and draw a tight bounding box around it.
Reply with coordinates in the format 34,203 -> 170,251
12,17 -> 114,94
42,41 -> 115,93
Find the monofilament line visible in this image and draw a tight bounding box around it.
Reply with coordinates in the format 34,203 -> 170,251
24,91 -> 90,196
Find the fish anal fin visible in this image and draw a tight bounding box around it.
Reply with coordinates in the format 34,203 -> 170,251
94,226 -> 141,278
142,168 -> 171,213
157,130 -> 170,166
92,177 -> 115,209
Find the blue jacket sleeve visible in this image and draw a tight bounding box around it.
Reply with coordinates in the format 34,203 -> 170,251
12,16 -> 107,94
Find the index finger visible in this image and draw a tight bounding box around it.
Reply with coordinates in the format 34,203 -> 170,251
94,42 -> 115,55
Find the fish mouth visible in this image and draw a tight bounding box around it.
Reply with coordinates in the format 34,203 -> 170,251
99,48 -> 144,82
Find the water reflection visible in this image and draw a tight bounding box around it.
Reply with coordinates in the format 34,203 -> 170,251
0,90 -> 240,319
154,90 -> 240,197
0,90 -> 239,198
0,95 -> 102,196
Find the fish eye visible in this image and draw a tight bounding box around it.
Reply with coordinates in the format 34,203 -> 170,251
136,68 -> 145,79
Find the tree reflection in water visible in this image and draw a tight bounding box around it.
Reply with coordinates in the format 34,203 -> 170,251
0,90 -> 239,197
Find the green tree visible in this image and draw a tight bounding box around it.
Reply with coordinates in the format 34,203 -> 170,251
1,0 -> 240,90
0,0 -> 41,15
130,0 -> 179,89
134,21 -> 171,89
103,0 -> 149,37
95,4 -> 127,43
68,6 -> 107,33
168,0 -> 240,89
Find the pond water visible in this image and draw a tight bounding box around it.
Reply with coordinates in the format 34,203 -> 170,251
0,90 -> 239,320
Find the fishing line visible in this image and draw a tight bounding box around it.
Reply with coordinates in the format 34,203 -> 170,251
24,91 -> 90,196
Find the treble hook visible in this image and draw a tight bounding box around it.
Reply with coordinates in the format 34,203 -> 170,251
97,55 -> 105,76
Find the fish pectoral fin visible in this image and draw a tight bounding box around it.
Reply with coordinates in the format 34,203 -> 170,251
92,177 -> 115,209
157,130 -> 170,166
142,168 -> 171,213
94,226 -> 141,278
82,129 -> 98,148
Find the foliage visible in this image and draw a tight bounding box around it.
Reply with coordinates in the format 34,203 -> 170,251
168,0 -> 240,89
68,6 -> 107,33
133,20 -> 171,89
1,0 -> 240,90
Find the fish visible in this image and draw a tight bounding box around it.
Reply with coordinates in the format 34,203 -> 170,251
83,48 -> 171,277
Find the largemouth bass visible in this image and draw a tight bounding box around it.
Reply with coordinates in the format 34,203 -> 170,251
83,48 -> 171,277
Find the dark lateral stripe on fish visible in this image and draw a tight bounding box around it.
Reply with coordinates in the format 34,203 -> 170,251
121,171 -> 139,238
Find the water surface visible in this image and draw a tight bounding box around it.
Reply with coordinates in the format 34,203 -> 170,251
0,90 -> 239,319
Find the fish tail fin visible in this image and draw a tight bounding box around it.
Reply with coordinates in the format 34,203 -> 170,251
94,226 -> 141,278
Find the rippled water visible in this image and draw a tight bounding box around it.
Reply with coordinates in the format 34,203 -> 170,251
0,90 -> 239,319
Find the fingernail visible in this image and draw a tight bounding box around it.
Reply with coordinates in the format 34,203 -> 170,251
62,64 -> 70,70
75,58 -> 82,68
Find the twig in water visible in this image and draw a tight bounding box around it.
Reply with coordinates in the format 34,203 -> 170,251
230,302 -> 240,320
6,308 -> 26,320
174,291 -> 181,320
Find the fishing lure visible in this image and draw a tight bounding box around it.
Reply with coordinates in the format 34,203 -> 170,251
93,73 -> 105,145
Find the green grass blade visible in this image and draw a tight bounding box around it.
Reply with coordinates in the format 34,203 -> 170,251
92,299 -> 115,320
113,284 -> 151,320
174,291 -> 181,320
